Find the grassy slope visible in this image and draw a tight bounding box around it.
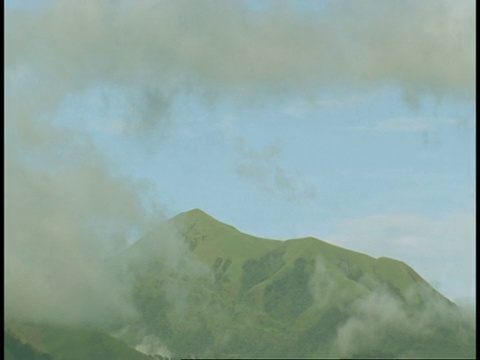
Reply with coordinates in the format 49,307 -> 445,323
110,208 -> 473,358
8,208 -> 474,359
6,324 -> 151,360
4,331 -> 52,360
167,209 -> 446,306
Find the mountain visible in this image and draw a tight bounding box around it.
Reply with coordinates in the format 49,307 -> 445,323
5,331 -> 52,360
6,209 -> 475,359
109,209 -> 475,358
5,323 -> 151,360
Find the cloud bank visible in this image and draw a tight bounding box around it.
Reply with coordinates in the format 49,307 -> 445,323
332,288 -> 476,358
6,0 -> 475,121
4,145 -> 151,325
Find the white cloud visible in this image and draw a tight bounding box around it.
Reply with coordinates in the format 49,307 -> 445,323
234,138 -> 317,203
282,94 -> 367,118
332,287 -> 475,358
374,117 -> 433,133
373,116 -> 473,133
216,115 -> 238,137
5,0 -> 475,130
329,212 -> 476,302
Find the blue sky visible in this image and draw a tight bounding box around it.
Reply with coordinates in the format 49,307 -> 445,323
5,0 -> 475,303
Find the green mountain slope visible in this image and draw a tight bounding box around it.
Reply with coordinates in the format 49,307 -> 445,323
5,324 -> 151,360
7,209 -> 475,359
4,331 -> 52,360
109,209 -> 475,358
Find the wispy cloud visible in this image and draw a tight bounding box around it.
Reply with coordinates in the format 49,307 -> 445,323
329,212 -> 476,302
373,116 -> 473,133
234,138 -> 317,203
372,116 -> 475,147
282,94 -> 367,118
374,117 -> 433,133
332,287 -> 475,358
5,0 -> 475,134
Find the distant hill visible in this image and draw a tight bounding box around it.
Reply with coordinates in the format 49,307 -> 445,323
6,209 -> 476,359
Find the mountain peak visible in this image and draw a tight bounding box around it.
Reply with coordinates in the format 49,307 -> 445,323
171,208 -> 244,236
105,207 -> 472,359
173,208 -> 219,223
182,208 -> 209,216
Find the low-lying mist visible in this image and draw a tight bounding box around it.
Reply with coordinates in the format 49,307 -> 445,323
333,287 -> 476,358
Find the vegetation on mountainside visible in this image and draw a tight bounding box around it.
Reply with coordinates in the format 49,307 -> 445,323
5,331 -> 52,360
5,209 -> 476,359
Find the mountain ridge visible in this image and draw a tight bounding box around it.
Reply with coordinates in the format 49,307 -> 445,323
6,208 -> 474,359
107,207 -> 470,358
163,208 -> 446,304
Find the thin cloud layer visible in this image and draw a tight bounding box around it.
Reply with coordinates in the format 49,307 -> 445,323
332,288 -> 475,358
235,139 -> 317,203
330,213 -> 476,302
5,0 -> 475,128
